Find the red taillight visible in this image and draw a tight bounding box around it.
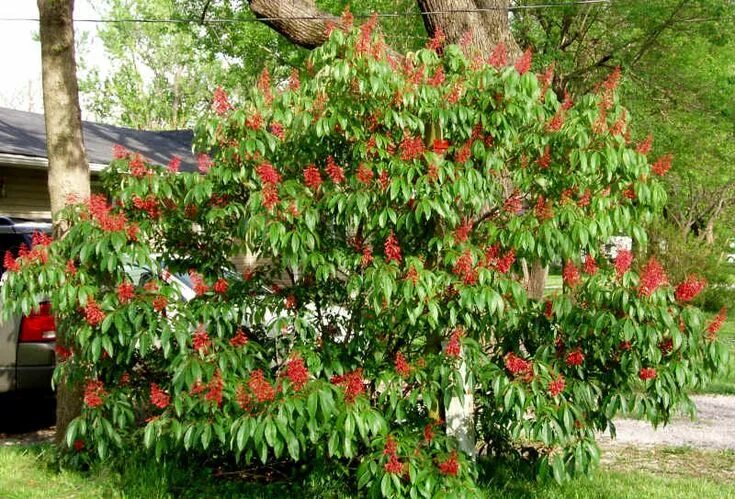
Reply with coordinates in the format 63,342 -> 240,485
19,302 -> 56,342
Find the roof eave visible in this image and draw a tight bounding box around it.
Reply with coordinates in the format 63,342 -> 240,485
0,152 -> 107,173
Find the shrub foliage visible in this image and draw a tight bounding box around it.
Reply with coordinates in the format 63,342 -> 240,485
2,17 -> 729,497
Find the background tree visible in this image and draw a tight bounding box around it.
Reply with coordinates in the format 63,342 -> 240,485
37,0 -> 91,444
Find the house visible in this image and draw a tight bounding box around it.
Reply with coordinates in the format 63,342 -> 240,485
0,107 -> 196,219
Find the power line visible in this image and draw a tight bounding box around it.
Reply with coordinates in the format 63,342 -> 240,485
0,1 -> 611,24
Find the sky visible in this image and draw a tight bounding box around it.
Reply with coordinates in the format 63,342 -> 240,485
0,0 -> 107,116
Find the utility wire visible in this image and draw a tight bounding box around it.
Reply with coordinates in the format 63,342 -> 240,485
0,1 -> 611,24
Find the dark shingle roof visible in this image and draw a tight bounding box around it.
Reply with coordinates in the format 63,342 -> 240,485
0,107 -> 196,172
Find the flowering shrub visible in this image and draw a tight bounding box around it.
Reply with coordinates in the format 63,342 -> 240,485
1,16 -> 729,496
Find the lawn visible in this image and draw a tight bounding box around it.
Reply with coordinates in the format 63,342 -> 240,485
1,444 -> 734,498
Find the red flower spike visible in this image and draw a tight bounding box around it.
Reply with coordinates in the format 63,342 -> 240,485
454,219 -> 472,243
445,328 -> 462,358
378,170 -> 390,190
504,352 -> 533,378
395,352 -> 410,378
562,260 -> 581,288
287,68 -> 300,91
514,48 -> 533,75
303,164 -> 323,190
256,162 -> 282,185
214,278 -> 229,294
331,369 -> 365,403
638,257 -> 668,297
424,423 -> 434,443
73,439 -> 85,451
651,154 -> 673,176
192,324 -> 211,352
189,270 -> 210,295
152,295 -> 168,312
356,163 -> 374,184
150,383 -> 170,409
548,376 -> 565,397
197,153 -> 212,174
639,367 -> 657,381
246,111 -> 263,130
537,146 -> 551,169
129,153 -> 148,177
205,370 -> 224,405
3,251 -> 19,272
84,298 -> 106,327
614,249 -> 633,277
565,349 -> 585,367
384,231 -> 402,264
212,86 -> 232,115
262,183 -> 280,210
544,300 -> 553,319
361,246 -> 373,268
428,66 -> 445,87
167,155 -> 181,173
385,454 -> 403,474
83,379 -> 106,408
674,275 -> 706,302
583,255 -> 598,275
325,156 -> 345,184
488,42 -> 507,69
546,111 -> 565,132
706,308 -> 727,341
230,328 -> 249,347
636,134 -> 654,155
112,144 -> 129,159
249,369 -> 276,403
285,355 -> 309,391
117,281 -> 135,304
427,27 -> 446,51
438,452 -> 459,476
399,135 -> 425,161
432,139 -> 450,154
453,249 -> 477,285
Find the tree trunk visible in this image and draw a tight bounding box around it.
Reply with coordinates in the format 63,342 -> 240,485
248,0 -> 343,49
37,0 -> 90,446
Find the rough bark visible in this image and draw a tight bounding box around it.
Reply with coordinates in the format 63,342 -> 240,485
37,0 -> 90,446
248,0 -> 343,49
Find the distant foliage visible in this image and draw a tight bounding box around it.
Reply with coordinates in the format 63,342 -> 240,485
2,16 -> 728,497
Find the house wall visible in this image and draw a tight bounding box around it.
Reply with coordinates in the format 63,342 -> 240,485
0,165 -> 51,219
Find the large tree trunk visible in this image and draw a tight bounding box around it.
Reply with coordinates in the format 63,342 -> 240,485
38,0 -> 90,446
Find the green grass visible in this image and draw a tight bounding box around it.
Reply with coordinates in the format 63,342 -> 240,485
2,444 -> 735,498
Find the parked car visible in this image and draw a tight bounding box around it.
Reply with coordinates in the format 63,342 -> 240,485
0,217 -> 55,401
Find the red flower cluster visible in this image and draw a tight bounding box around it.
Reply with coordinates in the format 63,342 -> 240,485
213,278 -> 229,294
167,155 -> 181,173
31,231 -> 52,246
404,266 -> 419,285
514,48 -> 533,75
356,163 -> 373,184
544,300 -> 554,319
230,328 -> 249,347
83,379 -> 106,408
246,111 -> 263,130
562,260 -> 581,288
583,255 -> 598,275
378,170 -> 390,190
84,298 -> 106,327
205,370 -> 224,405
651,154 -> 672,176
262,183 -> 280,210
706,307 -> 727,341
288,68 -> 300,90
112,144 -> 129,159
637,134 -> 654,155
424,423 -> 435,443
331,369 -> 365,403
150,383 -> 170,409
395,352 -> 410,378
117,281 -> 135,304
3,251 -> 19,272
285,294 -> 297,309
445,328 -> 462,358
212,87 -> 232,115
383,435 -> 404,474
454,219 -> 472,243
197,153 -> 213,174
535,196 -> 554,221
565,349 -> 585,367
438,452 -> 460,476
256,162 -> 282,185
325,155 -> 345,184
285,355 -> 309,391
503,192 -> 523,215
399,135 -> 425,161
638,257 -> 668,297
89,194 -> 128,232
384,231 -> 402,264
248,369 -> 276,403
269,121 -> 285,140
615,249 -> 633,277
55,344 -> 72,361
453,249 -> 477,285
426,26 -> 446,51
639,367 -> 657,380
485,42 -> 506,70
428,66 -> 445,86
674,275 -> 706,302
504,352 -> 533,379
132,195 -> 159,218
189,270 -> 210,295
129,154 -> 148,177
361,246 -> 373,268
548,376 -> 565,397
65,259 -> 77,276
192,324 -> 211,352
303,164 -> 323,190
537,146 -> 551,169
152,295 -> 168,312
